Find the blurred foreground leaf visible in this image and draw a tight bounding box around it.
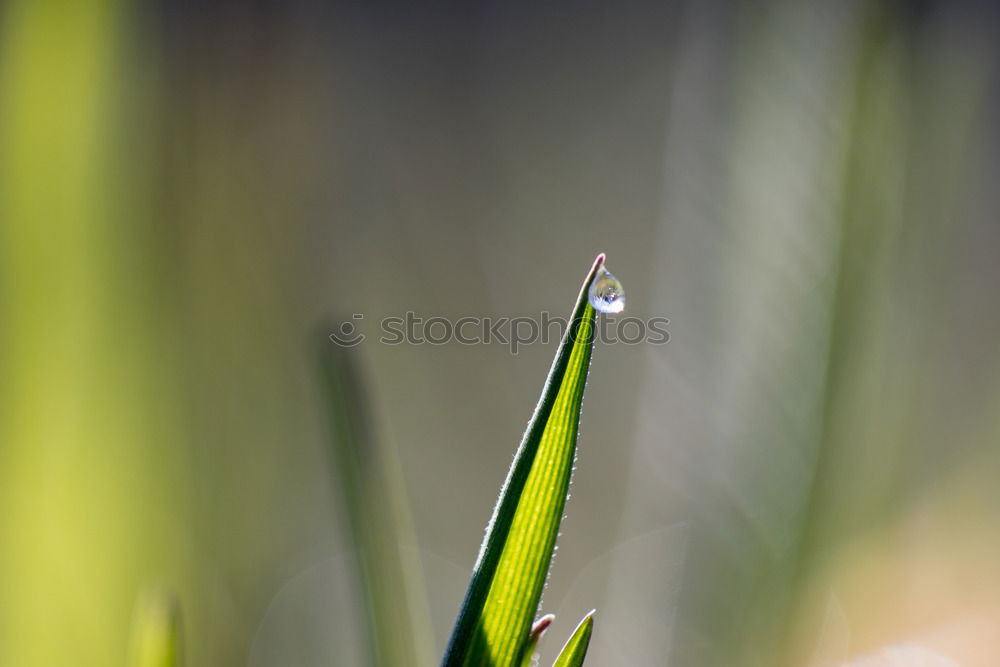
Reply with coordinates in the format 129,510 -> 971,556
442,254 -> 606,667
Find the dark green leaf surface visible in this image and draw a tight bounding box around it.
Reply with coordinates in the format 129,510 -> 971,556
442,254 -> 605,667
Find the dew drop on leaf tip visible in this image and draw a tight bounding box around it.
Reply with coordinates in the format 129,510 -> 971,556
588,263 -> 625,314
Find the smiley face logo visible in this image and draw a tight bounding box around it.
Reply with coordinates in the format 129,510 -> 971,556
329,314 -> 366,347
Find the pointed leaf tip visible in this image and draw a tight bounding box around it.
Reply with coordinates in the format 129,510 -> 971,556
551,611 -> 594,667
441,257 -> 601,667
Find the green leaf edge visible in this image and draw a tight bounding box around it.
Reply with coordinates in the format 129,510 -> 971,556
551,611 -> 595,667
441,253 -> 606,667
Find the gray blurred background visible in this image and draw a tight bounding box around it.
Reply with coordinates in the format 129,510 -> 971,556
2,0 -> 999,665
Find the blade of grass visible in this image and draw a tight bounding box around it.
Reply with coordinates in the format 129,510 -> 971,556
318,339 -> 434,667
127,590 -> 182,667
442,254 -> 607,667
550,611 -> 595,667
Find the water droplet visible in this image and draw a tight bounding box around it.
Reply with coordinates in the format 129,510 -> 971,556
588,264 -> 625,313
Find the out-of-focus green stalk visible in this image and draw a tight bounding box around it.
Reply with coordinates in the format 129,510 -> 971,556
128,590 -> 183,667
0,2 -> 190,665
0,1 -> 126,664
780,4 -> 998,662
775,3 -> 934,663
319,339 -> 435,667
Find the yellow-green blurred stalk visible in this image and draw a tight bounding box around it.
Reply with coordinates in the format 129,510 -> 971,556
0,1 -> 190,665
129,590 -> 183,667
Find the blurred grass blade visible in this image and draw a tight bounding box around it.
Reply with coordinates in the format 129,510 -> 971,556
319,338 -> 435,667
550,612 -> 595,667
128,590 -> 182,667
442,254 -> 606,667
519,614 -> 555,667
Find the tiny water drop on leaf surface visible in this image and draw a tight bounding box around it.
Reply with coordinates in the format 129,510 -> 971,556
588,263 -> 625,314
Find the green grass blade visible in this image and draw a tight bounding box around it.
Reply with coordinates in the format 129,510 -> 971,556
128,590 -> 182,667
550,612 -> 595,667
318,340 -> 435,667
442,254 -> 607,667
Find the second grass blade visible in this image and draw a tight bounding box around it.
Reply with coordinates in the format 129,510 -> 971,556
551,612 -> 595,667
319,339 -> 434,667
442,254 -> 606,667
